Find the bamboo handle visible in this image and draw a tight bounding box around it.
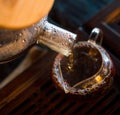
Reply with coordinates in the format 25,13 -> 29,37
0,0 -> 54,29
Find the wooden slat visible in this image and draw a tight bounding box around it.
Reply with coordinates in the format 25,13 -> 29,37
0,49 -> 57,113
104,99 -> 120,114
10,79 -> 51,114
86,90 -> 117,114
64,103 -> 84,115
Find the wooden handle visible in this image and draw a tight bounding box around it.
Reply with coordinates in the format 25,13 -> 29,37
0,0 -> 54,29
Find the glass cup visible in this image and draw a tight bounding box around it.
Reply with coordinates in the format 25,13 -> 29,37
52,28 -> 115,100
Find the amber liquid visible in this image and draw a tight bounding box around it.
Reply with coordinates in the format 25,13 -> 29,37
60,44 -> 102,88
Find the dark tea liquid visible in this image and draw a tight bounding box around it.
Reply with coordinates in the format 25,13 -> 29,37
52,41 -> 115,99
60,43 -> 102,88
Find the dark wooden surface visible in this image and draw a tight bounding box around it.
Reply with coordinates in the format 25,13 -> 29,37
0,0 -> 120,114
49,0 -> 114,31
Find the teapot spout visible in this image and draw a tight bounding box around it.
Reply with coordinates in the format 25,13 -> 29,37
37,17 -> 77,56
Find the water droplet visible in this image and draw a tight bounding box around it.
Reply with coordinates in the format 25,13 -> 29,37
34,27 -> 38,31
36,40 -> 39,44
19,33 -> 22,37
22,39 -> 26,43
53,28 -> 56,32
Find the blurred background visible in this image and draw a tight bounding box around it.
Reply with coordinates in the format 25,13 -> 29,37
49,0 -> 114,31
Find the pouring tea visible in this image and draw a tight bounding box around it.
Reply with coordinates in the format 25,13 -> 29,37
52,28 -> 115,99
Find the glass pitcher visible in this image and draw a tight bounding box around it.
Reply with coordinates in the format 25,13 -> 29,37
52,28 -> 115,100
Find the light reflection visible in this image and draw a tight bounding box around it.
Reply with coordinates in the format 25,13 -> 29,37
95,75 -> 103,83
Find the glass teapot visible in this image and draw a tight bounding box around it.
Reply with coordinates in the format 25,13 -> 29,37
0,0 -> 77,63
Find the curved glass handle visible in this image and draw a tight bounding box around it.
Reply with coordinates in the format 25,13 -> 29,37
88,28 -> 103,45
37,17 -> 77,56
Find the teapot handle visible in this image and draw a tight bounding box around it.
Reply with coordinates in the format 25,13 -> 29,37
88,28 -> 103,45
